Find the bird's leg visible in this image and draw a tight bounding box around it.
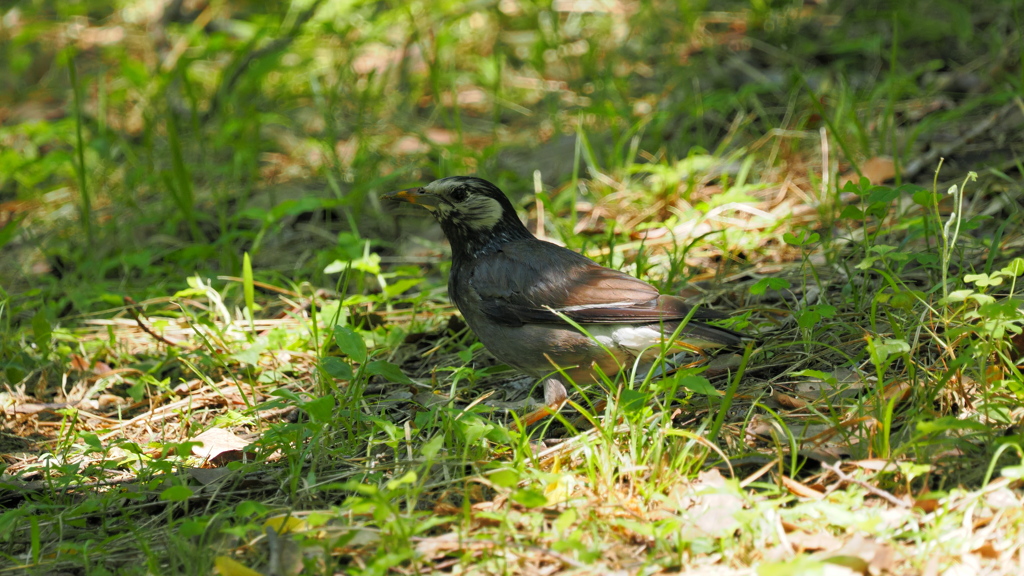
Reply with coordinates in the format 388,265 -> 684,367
643,341 -> 711,381
518,377 -> 567,428
670,340 -> 710,369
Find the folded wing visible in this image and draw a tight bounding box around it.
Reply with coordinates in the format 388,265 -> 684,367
470,239 -> 743,345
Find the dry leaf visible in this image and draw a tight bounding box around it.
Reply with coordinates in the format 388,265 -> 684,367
941,553 -> 981,576
186,467 -> 233,486
913,497 -> 941,513
425,128 -> 457,145
984,486 -> 1019,509
860,157 -> 897,184
191,428 -> 252,465
415,532 -> 492,557
849,459 -> 899,473
773,391 -> 807,409
667,469 -> 745,539
746,415 -> 777,438
214,556 -> 263,576
788,530 -> 841,553
840,157 -> 896,186
823,534 -> 895,575
543,473 -> 577,505
264,515 -> 308,535
881,380 -> 912,403
972,542 -> 1000,559
70,354 -> 90,372
391,135 -> 429,156
780,475 -> 824,500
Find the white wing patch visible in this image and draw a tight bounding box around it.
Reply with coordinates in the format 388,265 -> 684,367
589,325 -> 724,355
606,326 -> 663,353
557,301 -> 640,312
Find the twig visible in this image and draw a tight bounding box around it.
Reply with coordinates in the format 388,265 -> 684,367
822,461 -> 911,508
123,296 -> 188,349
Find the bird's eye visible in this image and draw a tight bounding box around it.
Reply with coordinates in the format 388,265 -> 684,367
449,186 -> 469,203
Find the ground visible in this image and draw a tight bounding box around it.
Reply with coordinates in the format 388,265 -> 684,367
1,1 -> 1023,575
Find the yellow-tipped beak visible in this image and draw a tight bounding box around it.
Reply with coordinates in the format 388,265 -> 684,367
381,187 -> 440,209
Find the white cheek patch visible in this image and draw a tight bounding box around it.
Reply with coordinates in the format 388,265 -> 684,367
458,195 -> 503,230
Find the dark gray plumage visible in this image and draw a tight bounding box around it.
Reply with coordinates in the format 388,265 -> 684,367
384,176 -> 745,417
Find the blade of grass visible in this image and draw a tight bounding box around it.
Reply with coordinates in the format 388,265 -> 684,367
66,49 -> 94,248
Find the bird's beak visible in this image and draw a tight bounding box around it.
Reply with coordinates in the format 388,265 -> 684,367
381,187 -> 441,210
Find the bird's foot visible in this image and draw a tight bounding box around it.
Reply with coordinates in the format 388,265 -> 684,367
516,378 -> 567,429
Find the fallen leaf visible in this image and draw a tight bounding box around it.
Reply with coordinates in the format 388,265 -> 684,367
191,428 -> 252,465
780,475 -> 824,500
940,553 -> 981,576
984,486 -> 1019,509
746,415 -> 777,438
264,515 -> 308,535
773,391 -> 807,409
849,459 -> 899,473
913,496 -> 940,513
543,473 -> 577,505
788,530 -> 841,552
391,135 -> 429,155
425,128 -> 457,145
433,501 -> 460,515
70,354 -> 90,372
214,556 -> 262,576
415,532 -> 493,557
822,534 -> 894,575
881,380 -> 912,403
666,469 -> 745,539
972,542 -> 1000,559
97,394 -> 125,409
186,467 -> 233,486
840,157 -> 896,186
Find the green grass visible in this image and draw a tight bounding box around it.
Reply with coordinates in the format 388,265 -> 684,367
1,0 -> 1023,574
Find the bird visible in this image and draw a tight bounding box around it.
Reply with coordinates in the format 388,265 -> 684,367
383,175 -> 746,424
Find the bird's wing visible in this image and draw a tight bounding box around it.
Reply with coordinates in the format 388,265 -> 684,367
469,239 -> 730,327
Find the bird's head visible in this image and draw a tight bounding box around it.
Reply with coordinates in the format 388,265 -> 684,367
383,176 -> 533,258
